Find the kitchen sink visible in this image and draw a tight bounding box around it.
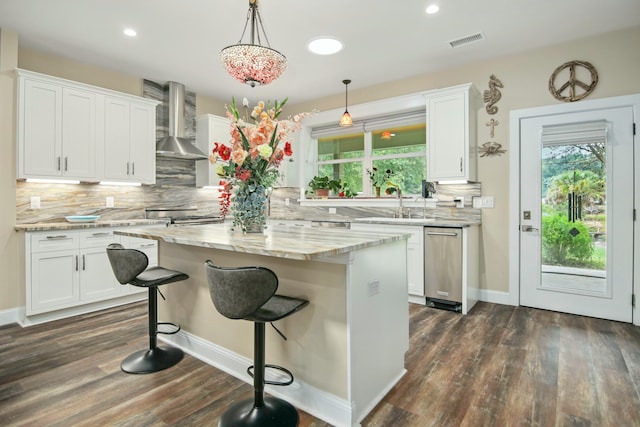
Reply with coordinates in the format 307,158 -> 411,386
354,217 -> 436,224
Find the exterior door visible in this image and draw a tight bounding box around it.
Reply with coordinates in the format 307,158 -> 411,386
519,107 -> 634,322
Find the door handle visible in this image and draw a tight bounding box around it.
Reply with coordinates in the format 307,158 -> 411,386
521,225 -> 539,232
426,231 -> 458,237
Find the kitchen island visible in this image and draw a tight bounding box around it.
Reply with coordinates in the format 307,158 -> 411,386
116,223 -> 410,427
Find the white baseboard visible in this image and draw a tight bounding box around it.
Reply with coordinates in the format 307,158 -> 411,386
0,307 -> 20,326
477,289 -> 512,306
18,294 -> 146,327
160,330 -> 357,427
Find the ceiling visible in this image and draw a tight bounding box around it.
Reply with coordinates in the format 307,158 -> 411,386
0,0 -> 638,106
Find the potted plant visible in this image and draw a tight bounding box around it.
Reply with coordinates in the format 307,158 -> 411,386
366,168 -> 394,197
307,175 -> 341,198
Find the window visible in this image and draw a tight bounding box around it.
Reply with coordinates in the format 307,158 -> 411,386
313,115 -> 426,196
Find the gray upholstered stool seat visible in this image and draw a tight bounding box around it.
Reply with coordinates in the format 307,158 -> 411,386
205,260 -> 309,427
107,243 -> 187,374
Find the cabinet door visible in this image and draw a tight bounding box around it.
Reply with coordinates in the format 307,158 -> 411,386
80,247 -> 122,302
129,101 -> 156,184
21,79 -> 62,178
29,250 -> 79,314
62,87 -> 96,179
103,97 -> 131,180
427,91 -> 467,181
195,114 -> 228,187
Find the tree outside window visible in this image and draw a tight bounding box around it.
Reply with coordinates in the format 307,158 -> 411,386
316,123 -> 426,196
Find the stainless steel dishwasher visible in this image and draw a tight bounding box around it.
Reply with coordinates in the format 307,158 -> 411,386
424,227 -> 462,311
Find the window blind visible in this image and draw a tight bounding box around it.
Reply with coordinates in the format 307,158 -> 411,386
541,120 -> 607,147
310,110 -> 425,138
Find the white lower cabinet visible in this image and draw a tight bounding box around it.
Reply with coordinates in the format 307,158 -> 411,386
30,249 -> 80,313
25,227 -> 157,318
351,223 -> 424,301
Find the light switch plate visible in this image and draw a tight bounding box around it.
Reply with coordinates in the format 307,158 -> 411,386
106,197 -> 115,208
473,196 -> 494,208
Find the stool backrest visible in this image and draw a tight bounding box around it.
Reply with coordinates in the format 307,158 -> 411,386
106,243 -> 149,285
205,260 -> 278,320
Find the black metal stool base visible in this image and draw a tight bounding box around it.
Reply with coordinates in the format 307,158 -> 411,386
219,396 -> 299,427
121,346 -> 184,374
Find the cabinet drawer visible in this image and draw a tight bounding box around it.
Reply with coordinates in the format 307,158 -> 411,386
30,232 -> 79,253
79,230 -> 120,248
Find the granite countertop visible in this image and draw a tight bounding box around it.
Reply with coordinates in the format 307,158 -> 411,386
115,222 -> 410,261
14,219 -> 168,232
351,217 -> 480,227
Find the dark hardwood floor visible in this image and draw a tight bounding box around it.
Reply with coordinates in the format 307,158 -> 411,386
1,301 -> 640,426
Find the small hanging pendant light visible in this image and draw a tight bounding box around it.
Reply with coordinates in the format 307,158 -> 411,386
339,79 -> 353,127
220,0 -> 287,87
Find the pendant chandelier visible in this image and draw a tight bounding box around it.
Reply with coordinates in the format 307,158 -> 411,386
220,0 -> 287,87
339,79 -> 353,127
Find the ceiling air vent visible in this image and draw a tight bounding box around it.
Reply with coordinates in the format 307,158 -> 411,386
448,32 -> 485,48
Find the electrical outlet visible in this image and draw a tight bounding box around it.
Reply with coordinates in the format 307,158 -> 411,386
285,198 -> 290,207
106,197 -> 115,208
329,207 -> 337,214
367,280 -> 380,296
30,196 -> 41,209
454,197 -> 464,208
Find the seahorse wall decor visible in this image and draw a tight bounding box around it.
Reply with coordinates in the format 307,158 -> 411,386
483,74 -> 503,115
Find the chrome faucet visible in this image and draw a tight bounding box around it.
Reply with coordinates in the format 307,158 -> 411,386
396,188 -> 404,218
414,196 -> 428,218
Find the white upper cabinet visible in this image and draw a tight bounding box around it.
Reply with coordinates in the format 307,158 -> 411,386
62,87 -> 96,178
16,69 -> 158,184
425,84 -> 480,182
18,75 -> 96,179
102,96 -> 157,184
195,114 -> 228,187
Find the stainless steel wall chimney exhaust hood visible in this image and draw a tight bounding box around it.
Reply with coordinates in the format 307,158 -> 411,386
156,81 -> 208,160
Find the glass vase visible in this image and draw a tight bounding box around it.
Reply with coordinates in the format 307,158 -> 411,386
231,181 -> 268,233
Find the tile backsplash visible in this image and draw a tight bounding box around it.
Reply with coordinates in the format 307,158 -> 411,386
17,182 -> 481,224
16,181 -> 221,224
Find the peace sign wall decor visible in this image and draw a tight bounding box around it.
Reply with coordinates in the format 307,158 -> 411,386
548,60 -> 598,102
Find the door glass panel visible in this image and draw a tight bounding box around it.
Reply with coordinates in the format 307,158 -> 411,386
540,141 -> 607,295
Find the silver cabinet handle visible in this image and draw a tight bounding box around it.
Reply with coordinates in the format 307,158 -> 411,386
131,162 -> 135,175
460,157 -> 463,172
64,157 -> 68,171
57,156 -> 61,171
126,162 -> 130,175
75,255 -> 78,271
140,243 -> 156,248
91,232 -> 111,237
521,225 -> 540,232
46,235 -> 68,240
82,254 -> 86,270
426,231 -> 458,237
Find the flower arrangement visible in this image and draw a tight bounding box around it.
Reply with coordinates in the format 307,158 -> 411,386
367,167 -> 394,188
209,97 -> 311,231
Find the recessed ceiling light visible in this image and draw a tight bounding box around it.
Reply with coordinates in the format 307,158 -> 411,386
123,28 -> 137,37
426,4 -> 440,14
307,37 -> 343,55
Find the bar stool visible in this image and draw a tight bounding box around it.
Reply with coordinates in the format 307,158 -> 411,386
205,260 -> 309,427
107,243 -> 187,374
